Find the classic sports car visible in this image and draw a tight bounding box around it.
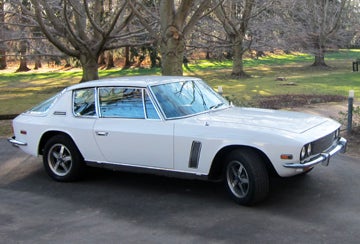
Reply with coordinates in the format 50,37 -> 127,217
8,76 -> 347,205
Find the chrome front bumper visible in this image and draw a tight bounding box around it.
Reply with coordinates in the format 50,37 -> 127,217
8,136 -> 27,147
283,137 -> 347,169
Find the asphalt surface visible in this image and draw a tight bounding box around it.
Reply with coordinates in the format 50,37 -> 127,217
1,138 -> 360,244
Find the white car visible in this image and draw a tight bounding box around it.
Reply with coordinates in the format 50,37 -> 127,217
8,76 -> 347,205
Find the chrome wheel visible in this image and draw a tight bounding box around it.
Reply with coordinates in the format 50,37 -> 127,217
43,135 -> 84,182
226,160 -> 250,198
48,143 -> 73,177
223,149 -> 269,205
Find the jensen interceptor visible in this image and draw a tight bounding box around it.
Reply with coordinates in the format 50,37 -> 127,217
8,76 -> 347,205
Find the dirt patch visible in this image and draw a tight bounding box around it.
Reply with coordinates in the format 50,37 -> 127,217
345,130 -> 360,158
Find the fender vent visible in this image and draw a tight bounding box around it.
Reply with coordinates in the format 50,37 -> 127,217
189,141 -> 202,169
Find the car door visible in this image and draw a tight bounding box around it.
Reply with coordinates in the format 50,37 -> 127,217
93,87 -> 174,169
68,87 -> 103,162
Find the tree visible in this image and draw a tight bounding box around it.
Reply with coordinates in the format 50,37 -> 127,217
283,0 -> 348,67
2,1 -> 68,72
214,0 -> 256,78
16,0 -> 31,72
29,0 -> 144,82
129,0 -> 214,76
187,15 -> 227,60
0,0 -> 6,69
213,0 -> 276,78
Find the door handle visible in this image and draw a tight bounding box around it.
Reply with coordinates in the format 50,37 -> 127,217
96,131 -> 109,136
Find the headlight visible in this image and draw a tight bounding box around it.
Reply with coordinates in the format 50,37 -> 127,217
300,146 -> 307,160
307,143 -> 312,156
300,143 -> 312,161
335,128 -> 340,139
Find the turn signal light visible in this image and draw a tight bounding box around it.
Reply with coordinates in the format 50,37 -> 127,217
281,154 -> 293,160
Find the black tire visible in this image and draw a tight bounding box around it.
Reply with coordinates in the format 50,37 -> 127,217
224,149 -> 269,206
43,134 -> 84,182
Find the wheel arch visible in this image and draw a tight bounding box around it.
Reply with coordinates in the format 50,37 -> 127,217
208,145 -> 278,181
38,131 -> 78,156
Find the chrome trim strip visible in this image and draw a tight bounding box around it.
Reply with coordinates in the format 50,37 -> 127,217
53,111 -> 66,116
283,137 -> 347,169
7,137 -> 27,147
87,160 -> 207,176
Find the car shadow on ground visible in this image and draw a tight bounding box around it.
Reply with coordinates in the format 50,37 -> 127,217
0,157 -> 337,212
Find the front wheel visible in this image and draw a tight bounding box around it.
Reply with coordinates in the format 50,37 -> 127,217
224,149 -> 269,206
43,135 -> 84,182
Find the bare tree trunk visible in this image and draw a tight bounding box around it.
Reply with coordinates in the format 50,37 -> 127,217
206,51 -> 211,60
0,0 -> 6,70
34,52 -> 42,69
129,0 -> 212,75
31,0 -> 133,82
160,26 -> 185,76
105,51 -> 115,69
123,46 -> 131,68
284,0 -> 347,68
158,0 -> 211,76
0,50 -> 5,70
98,52 -> 106,66
148,45 -> 159,68
79,54 -> 99,82
214,0 -> 255,79
231,35 -> 250,78
34,58 -> 42,69
16,41 -> 30,72
313,48 -> 327,67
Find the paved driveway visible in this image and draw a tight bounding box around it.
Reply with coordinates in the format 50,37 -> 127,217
1,139 -> 359,244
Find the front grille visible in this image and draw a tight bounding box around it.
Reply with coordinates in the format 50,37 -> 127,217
312,131 -> 336,154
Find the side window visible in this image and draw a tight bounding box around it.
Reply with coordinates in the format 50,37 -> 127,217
99,87 -> 145,119
145,91 -> 160,119
73,88 -> 96,117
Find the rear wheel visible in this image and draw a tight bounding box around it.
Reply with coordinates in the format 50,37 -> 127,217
43,135 -> 84,182
224,149 -> 269,205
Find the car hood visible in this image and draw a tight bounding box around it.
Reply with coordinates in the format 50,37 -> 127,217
195,107 -> 330,134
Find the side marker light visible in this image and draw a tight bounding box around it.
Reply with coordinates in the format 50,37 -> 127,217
281,154 -> 293,160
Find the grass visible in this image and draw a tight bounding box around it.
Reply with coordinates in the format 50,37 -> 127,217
186,50 -> 360,105
1,49 -> 359,116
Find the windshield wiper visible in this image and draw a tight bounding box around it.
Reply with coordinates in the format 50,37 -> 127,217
210,103 -> 224,110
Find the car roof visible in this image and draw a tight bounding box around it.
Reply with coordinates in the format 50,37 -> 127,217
66,75 -> 201,91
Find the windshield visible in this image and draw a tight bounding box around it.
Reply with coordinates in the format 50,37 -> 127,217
150,79 -> 229,119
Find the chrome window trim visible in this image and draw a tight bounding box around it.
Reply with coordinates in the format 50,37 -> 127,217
97,86 -> 162,120
72,87 -> 98,118
147,85 -> 168,120
144,88 -> 162,120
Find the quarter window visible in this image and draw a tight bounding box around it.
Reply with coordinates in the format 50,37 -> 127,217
29,93 -> 60,113
73,88 -> 96,116
144,91 -> 160,119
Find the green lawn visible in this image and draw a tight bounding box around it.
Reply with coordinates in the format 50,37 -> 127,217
1,49 -> 359,116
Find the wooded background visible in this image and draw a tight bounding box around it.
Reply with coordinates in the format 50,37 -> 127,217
0,0 -> 359,81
